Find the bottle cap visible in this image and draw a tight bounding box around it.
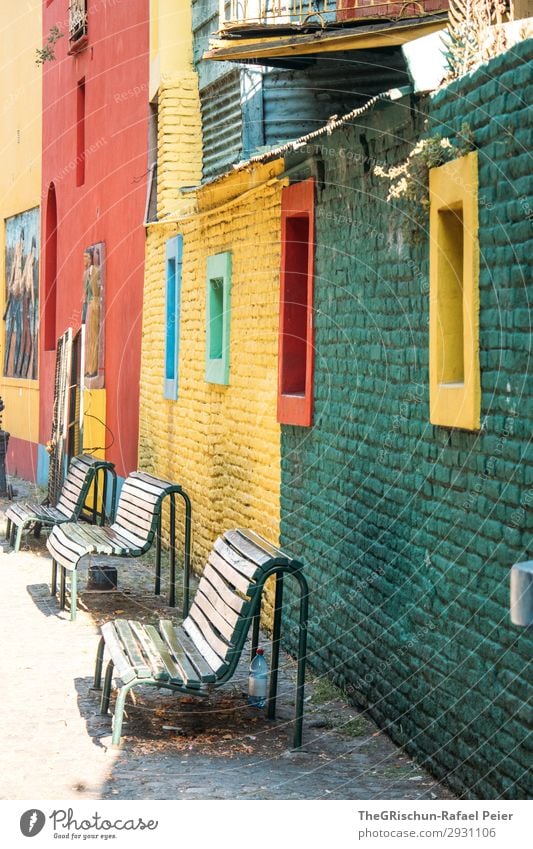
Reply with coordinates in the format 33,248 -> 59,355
256,648 -> 264,655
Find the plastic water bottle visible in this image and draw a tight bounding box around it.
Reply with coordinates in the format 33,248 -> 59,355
248,648 -> 268,708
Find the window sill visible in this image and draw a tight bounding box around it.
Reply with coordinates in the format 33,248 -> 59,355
68,34 -> 88,56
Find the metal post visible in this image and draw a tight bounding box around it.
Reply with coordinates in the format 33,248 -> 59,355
267,572 -> 283,719
155,512 -> 162,596
293,570 -> 309,749
100,468 -> 108,526
93,637 -> 105,689
180,490 -> 192,618
251,611 -> 260,660
109,469 -> 117,523
94,471 -> 100,524
169,494 -> 176,607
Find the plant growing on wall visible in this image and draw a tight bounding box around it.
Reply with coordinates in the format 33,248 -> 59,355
374,124 -> 475,243
35,25 -> 64,65
444,0 -> 512,80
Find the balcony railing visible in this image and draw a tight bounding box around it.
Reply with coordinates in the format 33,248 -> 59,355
219,0 -> 449,29
69,0 -> 88,43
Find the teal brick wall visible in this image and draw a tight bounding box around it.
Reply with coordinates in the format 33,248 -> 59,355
280,42 -> 532,799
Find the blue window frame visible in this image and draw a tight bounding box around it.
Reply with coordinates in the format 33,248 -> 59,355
164,235 -> 182,400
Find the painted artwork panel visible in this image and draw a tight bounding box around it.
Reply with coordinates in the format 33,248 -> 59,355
82,241 -> 105,389
3,207 -> 40,380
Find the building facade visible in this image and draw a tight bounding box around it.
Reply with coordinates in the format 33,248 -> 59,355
140,1 -> 531,796
0,0 -> 42,479
39,0 -> 149,484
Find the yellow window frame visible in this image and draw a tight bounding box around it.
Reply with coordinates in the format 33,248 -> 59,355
429,151 -> 480,431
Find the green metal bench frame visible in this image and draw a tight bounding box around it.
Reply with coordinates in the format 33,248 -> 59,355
5,454 -> 117,553
46,471 -> 192,621
93,528 -> 309,750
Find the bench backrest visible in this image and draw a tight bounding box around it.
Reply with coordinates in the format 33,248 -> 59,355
183,528 -> 294,681
55,454 -> 114,519
110,471 -> 181,553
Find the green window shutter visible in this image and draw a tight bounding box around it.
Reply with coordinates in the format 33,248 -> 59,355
164,235 -> 182,400
205,251 -> 232,385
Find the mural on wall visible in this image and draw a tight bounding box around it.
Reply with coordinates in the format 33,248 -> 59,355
3,207 -> 40,380
82,242 -> 105,389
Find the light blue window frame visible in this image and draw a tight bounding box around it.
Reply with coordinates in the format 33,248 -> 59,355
205,251 -> 232,385
164,235 -> 182,400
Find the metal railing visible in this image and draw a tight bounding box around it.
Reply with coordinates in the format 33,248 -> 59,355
219,0 -> 448,28
69,0 -> 88,41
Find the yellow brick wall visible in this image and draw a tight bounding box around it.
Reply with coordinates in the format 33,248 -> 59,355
139,173 -> 284,620
157,73 -> 203,217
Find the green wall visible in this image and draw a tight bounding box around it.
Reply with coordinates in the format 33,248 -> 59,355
280,41 -> 532,798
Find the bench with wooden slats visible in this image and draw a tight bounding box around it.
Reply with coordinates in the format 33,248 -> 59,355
46,471 -> 190,620
5,454 -> 116,553
93,528 -> 309,749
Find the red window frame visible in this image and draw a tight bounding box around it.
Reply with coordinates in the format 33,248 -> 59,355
277,177 -> 315,427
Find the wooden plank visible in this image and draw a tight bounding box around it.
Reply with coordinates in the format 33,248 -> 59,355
166,623 -> 218,682
224,529 -> 278,567
182,617 -> 226,674
119,486 -> 160,508
201,563 -> 245,614
213,537 -> 258,580
195,582 -> 241,633
192,591 -> 236,644
128,621 -> 168,681
132,472 -> 177,493
114,620 -> 152,678
47,528 -> 95,568
63,524 -> 114,553
59,478 -> 84,500
187,604 -> 231,662
127,474 -> 171,499
158,620 -> 201,687
6,504 -> 34,522
101,621 -> 139,685
107,525 -> 146,552
207,550 -> 253,596
141,623 -> 184,682
114,504 -> 155,535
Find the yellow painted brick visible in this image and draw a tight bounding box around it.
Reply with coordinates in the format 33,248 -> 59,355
140,178 -> 284,626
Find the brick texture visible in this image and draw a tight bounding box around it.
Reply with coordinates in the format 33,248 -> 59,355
139,164 -> 285,619
280,42 -> 532,799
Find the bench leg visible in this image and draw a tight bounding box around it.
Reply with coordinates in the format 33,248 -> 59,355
59,566 -> 66,609
101,659 -> 114,715
94,637 -> 105,690
5,518 -> 11,541
70,570 -> 77,622
33,521 -> 42,540
13,525 -> 23,553
51,560 -> 58,597
111,681 -> 136,748
9,523 -> 16,549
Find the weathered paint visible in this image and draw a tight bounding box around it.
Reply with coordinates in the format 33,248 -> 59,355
41,0 -> 149,478
0,0 -> 42,479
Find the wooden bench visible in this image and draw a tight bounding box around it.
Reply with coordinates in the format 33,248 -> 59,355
5,454 -> 117,553
93,528 -> 309,749
46,471 -> 192,621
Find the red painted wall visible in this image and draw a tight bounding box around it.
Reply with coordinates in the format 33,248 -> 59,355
41,0 -> 149,478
